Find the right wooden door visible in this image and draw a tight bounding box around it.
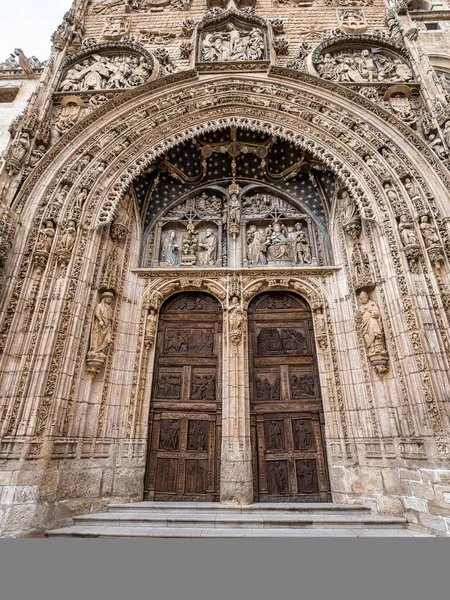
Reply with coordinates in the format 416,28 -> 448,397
248,292 -> 331,502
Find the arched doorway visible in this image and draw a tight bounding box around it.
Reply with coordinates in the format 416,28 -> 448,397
144,292 -> 222,501
248,292 -> 331,502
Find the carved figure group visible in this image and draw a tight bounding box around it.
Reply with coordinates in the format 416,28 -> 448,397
201,26 -> 264,62
247,221 -> 311,266
317,49 -> 413,83
59,55 -> 152,92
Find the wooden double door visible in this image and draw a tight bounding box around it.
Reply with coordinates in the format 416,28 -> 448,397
145,290 -> 330,503
145,293 -> 222,501
249,292 -> 331,502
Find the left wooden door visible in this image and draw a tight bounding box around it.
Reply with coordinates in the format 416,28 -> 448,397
144,293 -> 222,502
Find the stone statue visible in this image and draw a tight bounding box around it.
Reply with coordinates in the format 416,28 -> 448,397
89,292 -> 115,355
357,291 -> 387,357
398,214 -> 418,248
161,230 -> 180,266
57,220 -> 77,253
197,228 -> 217,266
443,121 -> 450,151
428,133 -> 448,160
292,223 -> 311,264
36,220 -> 56,255
247,226 -> 268,266
229,296 -> 245,346
144,308 -> 157,349
228,194 -> 241,238
5,132 -> 31,175
419,214 -> 440,249
266,220 -> 289,264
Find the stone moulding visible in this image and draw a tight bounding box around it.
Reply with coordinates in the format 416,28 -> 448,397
12,68 -> 450,227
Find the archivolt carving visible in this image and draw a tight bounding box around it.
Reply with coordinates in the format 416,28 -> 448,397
142,277 -> 227,312
11,72 -> 450,236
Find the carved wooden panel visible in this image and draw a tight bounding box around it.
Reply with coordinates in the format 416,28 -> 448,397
249,292 -> 331,502
145,293 -> 222,501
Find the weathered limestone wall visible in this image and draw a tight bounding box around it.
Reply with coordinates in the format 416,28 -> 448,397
1,0 -> 450,537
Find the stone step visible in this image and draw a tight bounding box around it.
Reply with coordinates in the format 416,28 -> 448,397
47,526 -> 432,538
107,501 -> 372,515
72,511 -> 406,529
46,502 -> 428,538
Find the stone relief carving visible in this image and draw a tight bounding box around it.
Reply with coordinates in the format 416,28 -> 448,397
419,213 -> 444,266
103,16 -> 131,41
59,54 -> 153,92
86,291 -> 115,375
229,295 -> 245,346
246,221 -> 312,267
56,220 -> 77,274
337,9 -> 368,34
0,206 -> 14,282
33,220 -> 56,272
200,25 -> 265,62
4,132 -> 31,176
273,38 -> 290,56
93,0 -> 147,12
357,291 -> 389,375
398,213 -> 420,273
56,97 -> 85,134
384,87 -> 417,128
316,49 -> 413,83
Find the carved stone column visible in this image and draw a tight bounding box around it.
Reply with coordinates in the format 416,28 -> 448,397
220,279 -> 253,505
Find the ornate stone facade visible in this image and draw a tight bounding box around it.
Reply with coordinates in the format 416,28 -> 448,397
0,0 -> 450,536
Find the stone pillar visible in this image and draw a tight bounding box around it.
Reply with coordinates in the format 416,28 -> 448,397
220,290 -> 253,505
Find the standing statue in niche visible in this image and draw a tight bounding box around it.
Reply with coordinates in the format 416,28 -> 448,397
357,291 -> 389,375
197,228 -> 217,266
399,215 -> 419,248
419,214 -> 440,249
161,230 -> 179,266
89,292 -> 115,356
36,220 -> 56,255
229,296 -> 245,346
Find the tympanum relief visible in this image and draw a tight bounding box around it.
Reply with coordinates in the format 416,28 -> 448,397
59,53 -> 154,92
144,190 -> 326,268
243,194 -> 314,267
316,48 -> 414,83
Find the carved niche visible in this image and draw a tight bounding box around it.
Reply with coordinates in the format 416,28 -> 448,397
196,14 -> 269,69
150,193 -> 225,268
313,37 -> 415,84
58,44 -> 157,93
